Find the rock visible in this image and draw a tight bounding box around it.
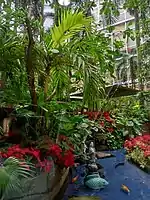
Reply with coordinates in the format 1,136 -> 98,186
96,152 -> 113,159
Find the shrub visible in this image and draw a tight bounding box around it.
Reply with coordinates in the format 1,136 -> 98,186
124,135 -> 150,169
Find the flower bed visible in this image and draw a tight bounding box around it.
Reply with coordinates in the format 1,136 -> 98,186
0,134 -> 74,200
83,111 -> 124,150
124,134 -> 150,173
0,135 -> 74,169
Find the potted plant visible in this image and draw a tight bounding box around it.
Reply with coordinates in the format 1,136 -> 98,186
0,134 -> 75,200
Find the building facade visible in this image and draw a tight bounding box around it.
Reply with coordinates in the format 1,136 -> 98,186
92,0 -> 136,54
92,0 -> 150,90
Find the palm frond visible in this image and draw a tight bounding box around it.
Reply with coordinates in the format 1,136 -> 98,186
50,64 -> 70,99
50,10 -> 92,48
83,64 -> 105,109
0,157 -> 34,200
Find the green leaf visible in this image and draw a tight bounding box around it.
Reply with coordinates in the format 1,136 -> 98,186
127,121 -> 134,127
50,10 -> 91,48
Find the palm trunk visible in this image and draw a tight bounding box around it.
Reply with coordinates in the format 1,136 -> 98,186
134,9 -> 142,90
54,0 -> 61,26
44,65 -> 51,100
26,18 -> 37,112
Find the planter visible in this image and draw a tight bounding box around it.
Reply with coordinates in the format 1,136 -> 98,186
5,164 -> 69,200
50,166 -> 70,200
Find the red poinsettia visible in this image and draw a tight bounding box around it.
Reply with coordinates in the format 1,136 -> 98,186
63,150 -> 74,167
124,134 -> 150,158
0,145 -> 41,162
107,127 -> 114,133
83,111 -> 102,120
49,144 -> 62,158
0,135 -> 75,171
57,149 -> 74,168
100,121 -> 105,127
144,150 -> 150,158
103,112 -> 114,123
83,110 -> 115,124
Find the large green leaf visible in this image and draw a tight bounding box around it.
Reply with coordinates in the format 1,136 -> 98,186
51,10 -> 91,48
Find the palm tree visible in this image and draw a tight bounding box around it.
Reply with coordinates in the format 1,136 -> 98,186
0,1 -> 117,113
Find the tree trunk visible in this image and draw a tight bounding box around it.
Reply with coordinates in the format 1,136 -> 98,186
134,9 -> 143,90
54,0 -> 61,26
25,18 -> 38,112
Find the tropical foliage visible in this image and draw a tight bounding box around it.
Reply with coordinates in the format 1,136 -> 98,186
0,1 -> 117,197
0,1 -> 121,113
81,93 -> 149,150
0,0 -> 149,197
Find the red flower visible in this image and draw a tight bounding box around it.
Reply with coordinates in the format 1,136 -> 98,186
29,148 -> 40,157
143,135 -> 150,141
124,140 -> 133,150
144,150 -> 150,158
103,112 -> 110,118
84,111 -> 101,120
93,112 -> 100,120
100,121 -> 104,127
107,127 -> 114,133
50,144 -> 62,158
0,138 -> 75,169
8,131 -> 15,137
59,150 -> 74,168
103,112 -> 114,123
124,135 -> 150,155
1,153 -> 7,158
138,143 -> 147,151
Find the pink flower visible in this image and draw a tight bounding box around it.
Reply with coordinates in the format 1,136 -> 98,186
37,159 -> 53,172
143,135 -> 150,141
124,140 -> 133,150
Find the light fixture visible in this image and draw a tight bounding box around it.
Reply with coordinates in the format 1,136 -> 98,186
58,0 -> 70,6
